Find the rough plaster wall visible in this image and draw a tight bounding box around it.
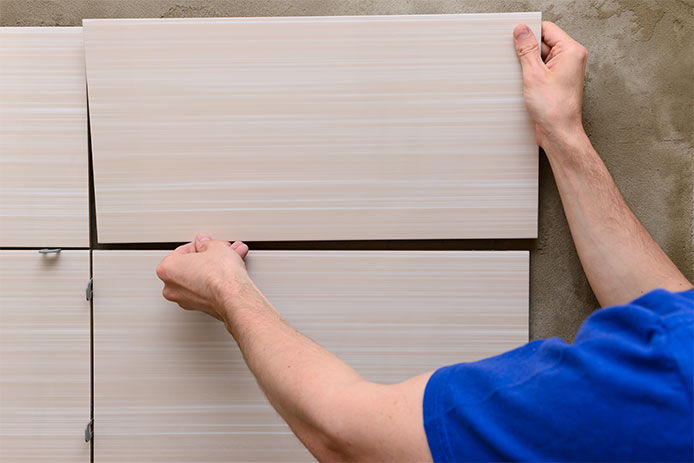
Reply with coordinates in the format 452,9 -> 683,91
1,0 -> 691,343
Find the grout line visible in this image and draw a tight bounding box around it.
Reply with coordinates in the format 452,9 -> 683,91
90,239 -> 535,252
86,78 -> 95,463
89,248 -> 94,462
87,88 -> 97,250
0,246 -> 91,250
0,240 -> 535,252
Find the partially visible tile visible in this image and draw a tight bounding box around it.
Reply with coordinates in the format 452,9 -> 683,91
0,250 -> 90,462
0,27 -> 89,247
93,250 -> 528,461
84,14 -> 540,243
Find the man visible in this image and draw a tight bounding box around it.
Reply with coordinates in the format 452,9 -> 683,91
155,22 -> 693,461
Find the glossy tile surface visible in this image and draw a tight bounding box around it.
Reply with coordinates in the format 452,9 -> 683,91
84,14 -> 540,243
0,28 -> 89,247
0,251 -> 90,462
94,250 -> 528,461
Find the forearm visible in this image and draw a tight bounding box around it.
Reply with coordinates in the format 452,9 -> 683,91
219,285 -> 365,459
158,238 -> 432,461
543,128 -> 692,306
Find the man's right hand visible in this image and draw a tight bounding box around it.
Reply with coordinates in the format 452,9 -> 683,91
513,21 -> 588,148
512,21 -> 692,306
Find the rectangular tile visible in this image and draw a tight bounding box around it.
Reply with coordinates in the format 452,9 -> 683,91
0,28 -> 89,247
93,250 -> 528,461
84,14 -> 540,243
0,250 -> 90,462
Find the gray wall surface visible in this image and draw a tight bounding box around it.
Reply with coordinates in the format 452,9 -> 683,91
2,0 -> 691,342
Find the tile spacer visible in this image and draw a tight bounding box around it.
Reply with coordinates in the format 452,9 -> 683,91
85,418 -> 93,442
38,248 -> 61,254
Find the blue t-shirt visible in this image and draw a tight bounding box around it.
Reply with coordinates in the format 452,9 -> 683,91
423,288 -> 694,462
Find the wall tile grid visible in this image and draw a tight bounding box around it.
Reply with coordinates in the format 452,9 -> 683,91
0,27 -> 91,460
0,13 -> 539,461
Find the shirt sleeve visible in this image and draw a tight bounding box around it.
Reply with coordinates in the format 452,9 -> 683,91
423,338 -> 570,462
422,289 -> 694,462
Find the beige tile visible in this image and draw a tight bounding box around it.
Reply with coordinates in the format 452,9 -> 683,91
0,28 -> 89,247
84,14 -> 540,243
0,250 -> 90,462
93,250 -> 528,461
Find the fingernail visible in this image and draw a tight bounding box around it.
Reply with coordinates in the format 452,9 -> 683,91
515,25 -> 529,40
197,233 -> 211,242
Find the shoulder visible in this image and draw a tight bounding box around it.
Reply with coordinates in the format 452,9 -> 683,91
423,288 -> 694,462
575,288 -> 693,343
573,288 -> 693,398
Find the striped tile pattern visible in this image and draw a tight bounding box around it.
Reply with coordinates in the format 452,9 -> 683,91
84,14 -> 540,243
0,251 -> 90,462
93,250 -> 528,461
0,28 -> 89,247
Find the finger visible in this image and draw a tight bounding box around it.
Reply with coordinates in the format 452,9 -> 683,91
194,233 -> 212,252
541,21 -> 574,48
230,241 -> 249,259
541,41 -> 551,60
155,255 -> 175,282
173,241 -> 196,255
162,284 -> 180,303
544,45 -> 564,68
513,24 -> 545,75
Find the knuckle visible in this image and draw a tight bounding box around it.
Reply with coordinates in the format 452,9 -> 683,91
574,44 -> 588,60
155,261 -> 168,280
162,286 -> 175,301
517,42 -> 539,57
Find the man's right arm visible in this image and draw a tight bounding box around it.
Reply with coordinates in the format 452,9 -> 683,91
513,22 -> 692,307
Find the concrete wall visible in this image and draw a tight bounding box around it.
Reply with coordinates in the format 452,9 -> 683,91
2,0 -> 691,342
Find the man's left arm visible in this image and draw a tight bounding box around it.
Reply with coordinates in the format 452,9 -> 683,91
156,234 -> 434,462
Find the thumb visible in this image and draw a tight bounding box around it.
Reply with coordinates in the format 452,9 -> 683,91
230,241 -> 249,260
194,233 -> 212,252
513,24 -> 544,76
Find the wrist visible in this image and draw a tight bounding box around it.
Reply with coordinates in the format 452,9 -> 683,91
538,117 -> 585,146
214,278 -> 277,337
539,123 -> 591,160
210,275 -> 245,322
